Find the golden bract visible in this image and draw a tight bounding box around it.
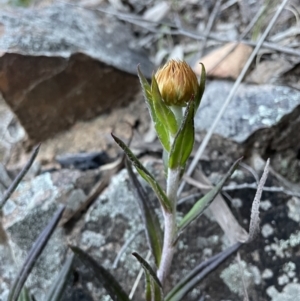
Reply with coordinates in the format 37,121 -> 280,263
155,60 -> 199,107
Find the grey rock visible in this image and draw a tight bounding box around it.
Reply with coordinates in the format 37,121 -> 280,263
0,169 -> 87,300
0,244 -> 14,301
267,283 -> 300,301
0,3 -> 153,143
220,260 -> 261,296
0,3 -> 152,77
195,80 -> 300,142
76,169 -> 147,300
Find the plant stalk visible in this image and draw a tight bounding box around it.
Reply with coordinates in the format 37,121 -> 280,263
157,167 -> 180,285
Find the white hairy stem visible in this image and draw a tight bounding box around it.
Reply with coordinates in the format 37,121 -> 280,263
157,167 -> 180,285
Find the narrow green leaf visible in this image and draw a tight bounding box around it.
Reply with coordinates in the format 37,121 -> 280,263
137,65 -> 152,102
112,134 -> 172,212
154,119 -> 171,153
169,100 -> 194,169
8,206 -> 65,301
70,246 -> 130,301
132,252 -> 163,301
151,76 -> 178,136
165,243 -> 242,301
194,63 -> 206,112
137,66 -> 170,151
17,287 -> 31,301
145,269 -> 152,301
132,252 -> 162,287
178,158 -> 242,232
45,253 -> 75,301
126,160 -> 163,267
153,280 -> 163,301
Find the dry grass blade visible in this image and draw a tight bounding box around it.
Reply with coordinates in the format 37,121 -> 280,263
221,0 -> 237,11
129,250 -> 151,299
193,169 -> 249,243
209,195 -> 249,243
178,0 -> 290,197
184,174 -> 300,198
0,144 -> 40,210
112,229 -> 143,269
239,162 -> 259,184
198,0 -> 222,58
248,159 -> 270,242
222,182 -> 300,197
180,30 -> 300,56
236,252 -> 249,301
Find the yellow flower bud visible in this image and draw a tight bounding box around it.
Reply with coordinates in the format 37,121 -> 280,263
155,60 -> 199,107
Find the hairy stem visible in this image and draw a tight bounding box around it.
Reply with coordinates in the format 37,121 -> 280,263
157,167 -> 180,285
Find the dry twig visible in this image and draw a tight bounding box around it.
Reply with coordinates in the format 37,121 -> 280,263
237,251 -> 249,301
112,229 -> 143,269
0,144 -> 40,210
198,0 -> 222,58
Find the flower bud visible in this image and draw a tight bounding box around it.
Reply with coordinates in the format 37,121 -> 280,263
155,60 -> 199,107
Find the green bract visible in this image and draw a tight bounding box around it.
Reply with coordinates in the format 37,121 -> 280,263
169,99 -> 195,169
138,61 -> 206,171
